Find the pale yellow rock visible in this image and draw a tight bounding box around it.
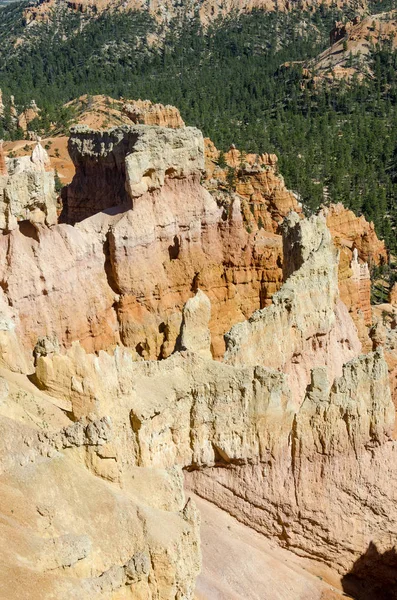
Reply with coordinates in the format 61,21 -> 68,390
224,212 -> 362,403
0,144 -> 57,231
180,289 -> 212,358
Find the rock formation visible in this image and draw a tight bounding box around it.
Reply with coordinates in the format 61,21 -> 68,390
0,119 -> 396,599
123,100 -> 185,128
305,9 -> 397,83
0,142 -> 57,232
27,210 -> 396,593
17,100 -> 41,133
22,0 -> 368,29
179,289 -> 212,358
323,203 -> 387,350
0,361 -> 201,599
224,211 -> 361,402
63,124 -> 205,221
0,122 -> 388,370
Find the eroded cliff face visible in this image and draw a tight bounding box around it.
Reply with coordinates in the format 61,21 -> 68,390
0,366 -> 201,600
29,208 -> 397,589
1,126 -> 396,598
0,123 -> 388,372
224,211 -> 362,403
0,124 -> 300,363
22,0 -> 368,29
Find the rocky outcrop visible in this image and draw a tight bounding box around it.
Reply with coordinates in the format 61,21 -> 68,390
224,211 -> 361,402
52,125 -> 295,359
324,202 -> 387,266
0,222 -> 119,364
179,289 -> 212,358
62,124 -> 205,222
123,100 -> 185,128
22,0 -> 368,29
0,123 -> 388,369
204,140 -> 302,235
17,100 -> 41,133
306,10 -> 397,83
188,348 -> 396,575
0,362 -> 201,599
1,159 -> 397,599
323,203 -> 387,349
31,333 -> 397,584
371,304 -> 397,428
0,142 -> 57,232
31,271 -> 396,588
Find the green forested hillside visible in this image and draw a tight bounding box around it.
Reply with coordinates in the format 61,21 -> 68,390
0,1 -> 396,251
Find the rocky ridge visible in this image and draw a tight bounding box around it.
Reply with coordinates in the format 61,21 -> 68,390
304,9 -> 397,83
21,0 -> 369,28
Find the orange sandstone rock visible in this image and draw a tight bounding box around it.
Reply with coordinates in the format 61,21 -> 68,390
123,99 -> 185,128
323,203 -> 387,349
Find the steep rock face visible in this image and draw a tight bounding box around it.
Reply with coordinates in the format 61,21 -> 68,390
59,125 -> 297,359
22,0 -> 368,28
372,304 -> 397,427
0,222 -> 119,364
62,124 -> 205,223
0,125 -> 292,362
324,202 -> 387,266
188,349 -> 397,575
33,335 -> 396,581
204,139 -> 302,235
1,191 -> 397,597
0,362 -> 201,599
324,203 -> 387,349
0,143 -> 57,232
224,211 -> 361,403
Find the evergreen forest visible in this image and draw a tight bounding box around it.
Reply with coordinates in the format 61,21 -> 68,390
0,0 -> 397,252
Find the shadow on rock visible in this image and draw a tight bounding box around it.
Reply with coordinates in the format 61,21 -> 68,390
342,542 -> 397,600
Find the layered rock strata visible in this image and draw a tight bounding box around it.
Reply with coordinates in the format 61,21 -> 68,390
30,208 -> 396,588
123,100 -> 185,128
0,123 -> 389,370
11,124 -> 292,360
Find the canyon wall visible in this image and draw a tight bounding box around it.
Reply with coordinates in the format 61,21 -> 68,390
0,124 -> 387,370
0,122 -> 396,598
30,211 -> 397,591
0,124 -> 299,363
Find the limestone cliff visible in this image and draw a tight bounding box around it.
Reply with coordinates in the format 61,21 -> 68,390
0,125 -> 397,599
29,210 -> 396,591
